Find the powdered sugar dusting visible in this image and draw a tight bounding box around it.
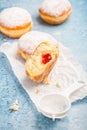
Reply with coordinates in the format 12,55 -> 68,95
0,7 -> 32,28
0,42 -> 87,110
18,31 -> 58,54
39,0 -> 71,16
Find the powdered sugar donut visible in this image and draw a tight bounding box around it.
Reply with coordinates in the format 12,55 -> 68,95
18,31 -> 58,60
39,0 -> 72,24
0,7 -> 32,38
26,42 -> 59,83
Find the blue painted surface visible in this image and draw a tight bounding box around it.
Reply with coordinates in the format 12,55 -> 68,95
0,0 -> 87,130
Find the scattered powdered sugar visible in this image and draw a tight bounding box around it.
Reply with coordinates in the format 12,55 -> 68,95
0,41 -> 87,111
18,31 -> 58,54
39,0 -> 71,16
0,7 -> 32,28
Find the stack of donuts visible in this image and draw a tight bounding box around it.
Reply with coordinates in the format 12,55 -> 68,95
0,0 -> 72,83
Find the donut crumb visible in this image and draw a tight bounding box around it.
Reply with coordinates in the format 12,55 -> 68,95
10,100 -> 19,111
43,78 -> 50,84
35,89 -> 40,94
56,82 -> 62,88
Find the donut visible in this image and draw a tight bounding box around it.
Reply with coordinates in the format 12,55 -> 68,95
18,31 -> 58,60
26,42 -> 59,83
0,7 -> 32,38
39,0 -> 72,24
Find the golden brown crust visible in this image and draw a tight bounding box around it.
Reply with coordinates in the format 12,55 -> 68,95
0,22 -> 32,38
26,42 -> 59,83
39,7 -> 72,24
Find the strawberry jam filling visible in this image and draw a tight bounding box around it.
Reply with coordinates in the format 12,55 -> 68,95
42,53 -> 52,64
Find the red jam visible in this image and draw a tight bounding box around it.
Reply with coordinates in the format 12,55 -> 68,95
42,53 -> 52,64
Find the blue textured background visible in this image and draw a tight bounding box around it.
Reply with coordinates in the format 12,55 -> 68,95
0,0 -> 87,130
